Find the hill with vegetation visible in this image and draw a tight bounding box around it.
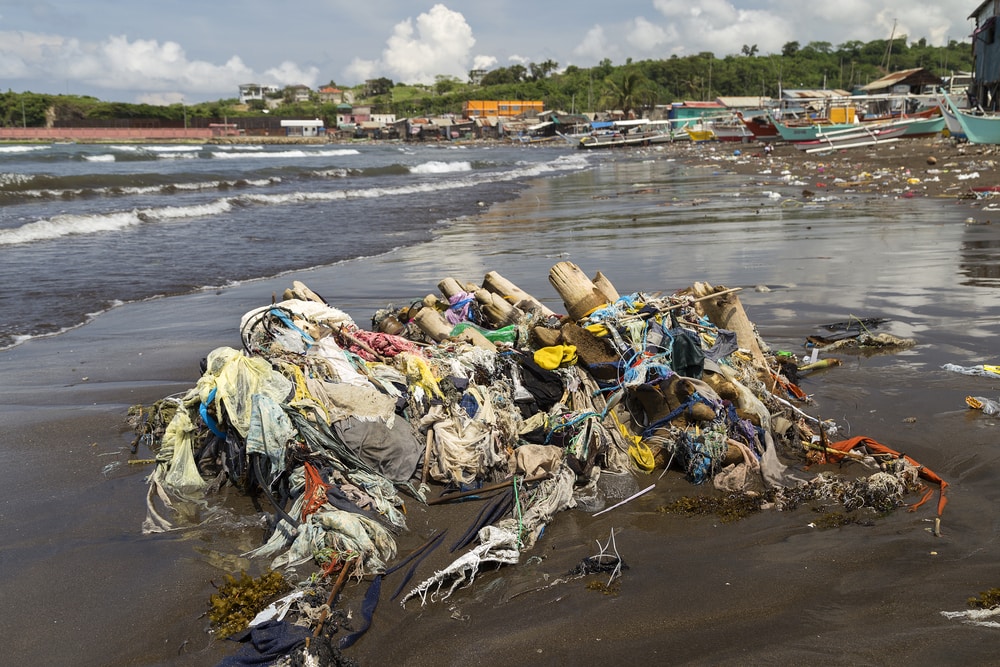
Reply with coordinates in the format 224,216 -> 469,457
0,36 -> 973,128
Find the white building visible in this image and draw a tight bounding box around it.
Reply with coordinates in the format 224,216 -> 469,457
239,83 -> 280,105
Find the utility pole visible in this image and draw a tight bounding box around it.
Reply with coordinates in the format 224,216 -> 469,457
882,19 -> 897,71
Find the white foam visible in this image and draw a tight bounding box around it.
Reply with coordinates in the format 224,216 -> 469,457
409,160 -> 473,174
0,145 -> 49,154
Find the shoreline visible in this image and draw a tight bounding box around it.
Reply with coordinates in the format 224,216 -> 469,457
2,141 -> 999,666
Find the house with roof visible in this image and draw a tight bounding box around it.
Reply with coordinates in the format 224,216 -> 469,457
287,85 -> 313,103
856,67 -> 943,95
239,83 -> 280,105
318,86 -> 346,104
969,0 -> 1000,108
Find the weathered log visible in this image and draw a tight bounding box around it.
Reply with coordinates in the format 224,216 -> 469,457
691,282 -> 767,368
482,271 -> 556,318
437,277 -> 475,300
592,271 -> 620,303
549,261 -> 609,322
281,280 -> 327,304
474,287 -> 523,327
411,307 -> 496,351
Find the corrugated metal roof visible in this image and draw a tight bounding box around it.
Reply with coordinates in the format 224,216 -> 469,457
859,68 -> 943,91
782,89 -> 852,99
716,96 -> 772,108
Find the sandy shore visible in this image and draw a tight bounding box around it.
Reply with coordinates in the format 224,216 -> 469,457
668,134 -> 1000,203
2,139 -> 999,666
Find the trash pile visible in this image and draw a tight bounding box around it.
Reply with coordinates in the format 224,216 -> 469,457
128,261 -> 948,661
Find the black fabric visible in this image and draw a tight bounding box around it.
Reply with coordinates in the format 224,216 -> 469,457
215,619 -> 311,667
703,328 -> 738,362
517,353 -> 564,413
669,313 -> 704,378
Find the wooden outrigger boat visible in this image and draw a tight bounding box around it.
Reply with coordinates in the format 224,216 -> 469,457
792,122 -> 909,153
941,94 -> 1000,144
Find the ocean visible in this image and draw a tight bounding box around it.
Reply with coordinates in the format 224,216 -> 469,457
1,138 -> 999,666
0,141 -> 592,350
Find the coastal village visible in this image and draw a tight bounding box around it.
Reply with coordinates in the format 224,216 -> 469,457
2,0 -> 1000,147
6,3 -> 1000,667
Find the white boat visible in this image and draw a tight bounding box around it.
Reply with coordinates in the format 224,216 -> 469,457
792,121 -> 911,153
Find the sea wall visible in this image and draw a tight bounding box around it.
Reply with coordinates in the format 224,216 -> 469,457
0,127 -> 216,141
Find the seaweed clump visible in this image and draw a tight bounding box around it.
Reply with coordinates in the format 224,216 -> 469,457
657,491 -> 771,523
967,587 -> 1000,610
811,511 -> 875,530
208,570 -> 291,639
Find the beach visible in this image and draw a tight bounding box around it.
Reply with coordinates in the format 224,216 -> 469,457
1,136 -> 999,666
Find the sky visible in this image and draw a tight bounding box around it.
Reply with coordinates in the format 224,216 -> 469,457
0,1 -> 982,104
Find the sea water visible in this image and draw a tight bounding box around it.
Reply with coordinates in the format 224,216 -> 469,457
3,139 -> 1000,665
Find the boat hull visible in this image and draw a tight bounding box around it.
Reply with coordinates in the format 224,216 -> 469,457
942,95 -> 1000,144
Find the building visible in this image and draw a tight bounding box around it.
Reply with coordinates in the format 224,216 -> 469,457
463,100 -> 544,119
318,86 -> 346,104
287,85 -> 313,103
857,67 -> 944,95
239,83 -> 280,105
280,119 -> 325,137
969,0 -> 1000,108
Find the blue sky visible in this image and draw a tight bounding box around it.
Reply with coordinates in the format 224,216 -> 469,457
0,1 -> 979,103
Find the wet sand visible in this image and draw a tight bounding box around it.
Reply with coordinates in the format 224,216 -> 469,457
2,139 -> 1000,666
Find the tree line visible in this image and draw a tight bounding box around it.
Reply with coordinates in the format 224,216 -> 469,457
0,35 -> 974,128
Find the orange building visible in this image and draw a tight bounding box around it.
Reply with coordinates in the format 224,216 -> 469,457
463,100 -> 544,118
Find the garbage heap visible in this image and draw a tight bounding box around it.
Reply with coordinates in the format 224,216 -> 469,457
129,261 -> 946,640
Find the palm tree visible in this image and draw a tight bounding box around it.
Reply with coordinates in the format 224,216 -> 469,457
600,68 -> 657,118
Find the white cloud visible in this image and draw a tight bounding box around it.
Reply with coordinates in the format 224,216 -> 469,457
0,30 -> 266,97
472,54 -> 497,70
262,61 -> 320,88
350,4 -> 476,85
573,25 -> 617,62
628,17 -> 672,53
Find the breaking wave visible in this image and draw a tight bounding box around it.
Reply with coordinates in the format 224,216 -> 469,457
409,160 -> 473,174
0,151 -> 590,246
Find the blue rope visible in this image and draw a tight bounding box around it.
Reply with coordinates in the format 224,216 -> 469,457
640,392 -> 716,438
199,387 -> 227,439
268,307 -> 315,344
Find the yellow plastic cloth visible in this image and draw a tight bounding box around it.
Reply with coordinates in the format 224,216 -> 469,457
196,347 -> 294,438
398,352 -> 444,400
610,411 -> 655,472
533,344 -> 578,370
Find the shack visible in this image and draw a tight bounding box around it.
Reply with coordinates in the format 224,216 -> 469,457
280,119 -> 325,137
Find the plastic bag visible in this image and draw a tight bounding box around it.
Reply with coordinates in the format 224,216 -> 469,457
966,396 -> 1000,416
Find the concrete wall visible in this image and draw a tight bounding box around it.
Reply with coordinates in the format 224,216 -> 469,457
0,127 -> 216,141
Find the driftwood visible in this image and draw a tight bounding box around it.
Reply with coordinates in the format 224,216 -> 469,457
549,261 -> 612,322
437,277 -> 475,301
691,282 -> 768,368
482,271 -> 556,318
474,287 -> 522,327
411,307 -> 496,351
592,271 -> 620,303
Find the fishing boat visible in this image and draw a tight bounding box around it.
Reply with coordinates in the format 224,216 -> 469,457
938,98 -> 968,140
684,127 -> 715,142
738,112 -> 780,141
569,119 -> 675,149
941,95 -> 1000,144
792,122 -> 909,153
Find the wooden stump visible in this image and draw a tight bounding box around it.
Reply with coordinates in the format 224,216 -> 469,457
482,271 -> 556,318
474,288 -> 522,327
411,308 -> 496,351
592,271 -> 620,303
437,277 -> 475,300
549,261 -> 610,322
691,282 -> 767,368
